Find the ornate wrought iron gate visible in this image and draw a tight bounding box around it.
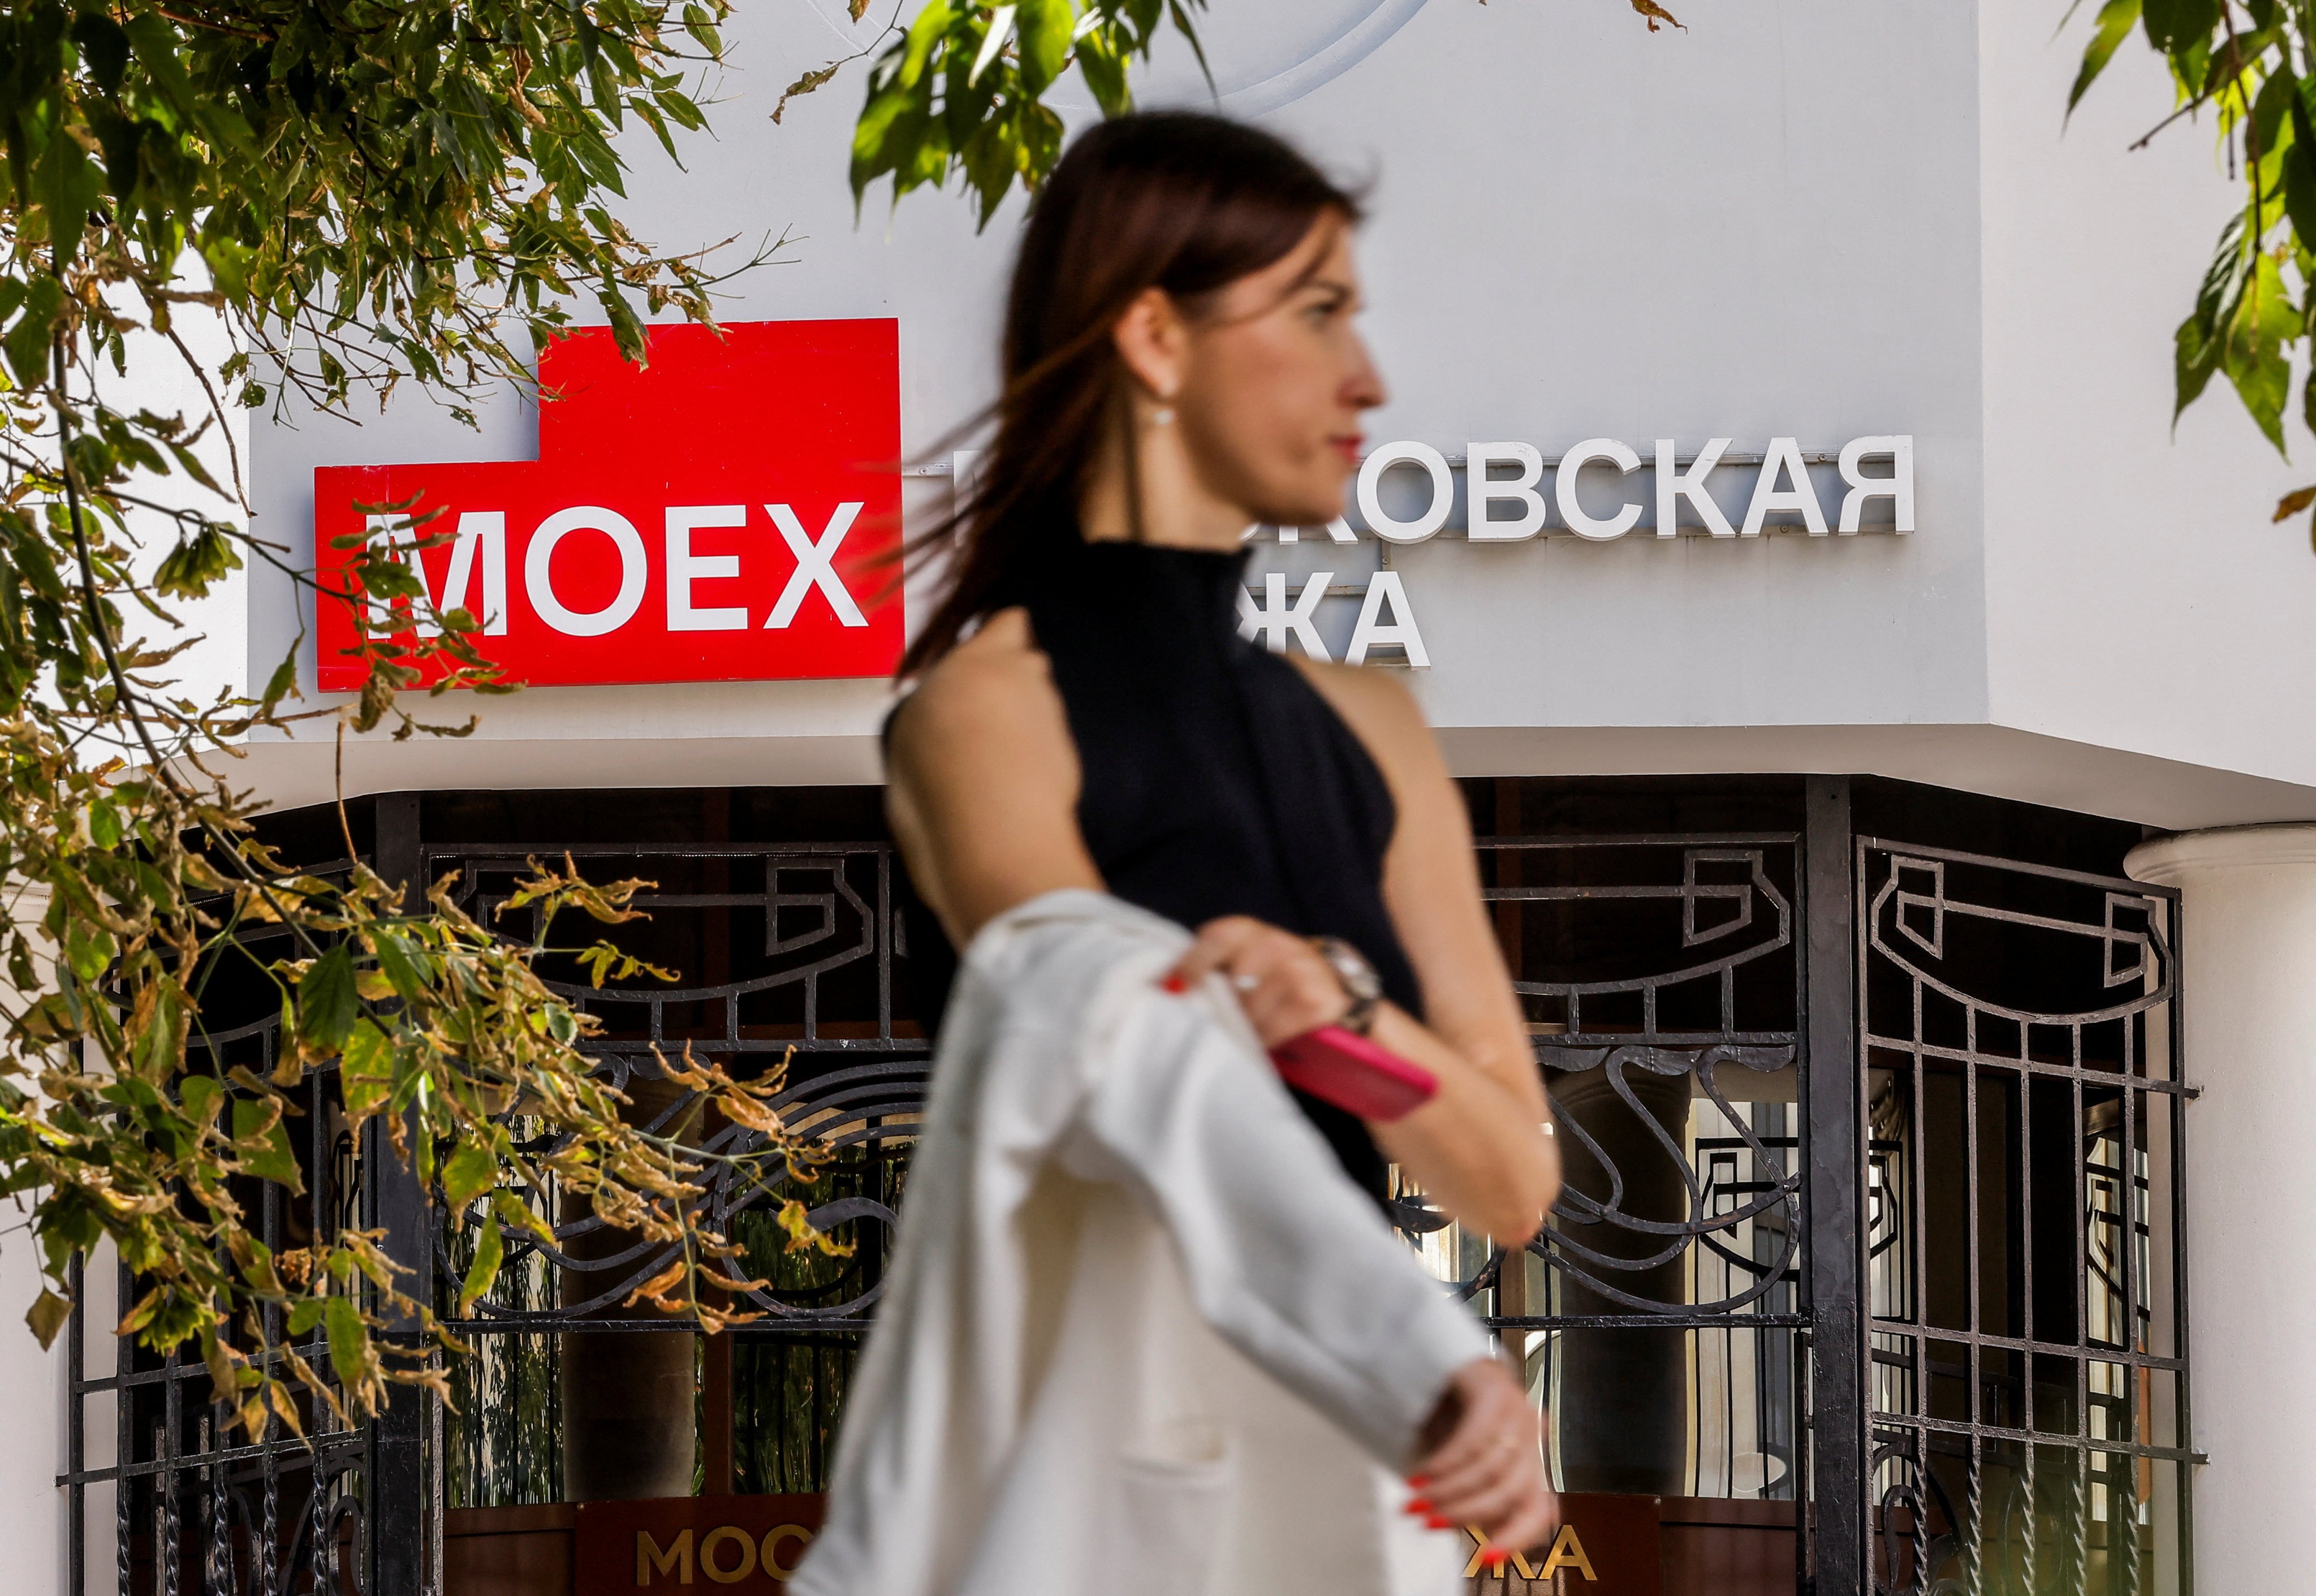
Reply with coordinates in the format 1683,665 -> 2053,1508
424,829 -> 929,1509
1459,825 -> 1810,1496
59,779 -> 2192,1595
1857,836 -> 2194,1594
59,859 -> 384,1596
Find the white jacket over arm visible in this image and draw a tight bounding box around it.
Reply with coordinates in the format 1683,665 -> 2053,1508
793,890 -> 1489,1596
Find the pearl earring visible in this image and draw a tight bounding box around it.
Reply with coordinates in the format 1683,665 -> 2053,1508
1150,406 -> 1175,426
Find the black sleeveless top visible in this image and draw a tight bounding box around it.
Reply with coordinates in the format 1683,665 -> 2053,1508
900,537 -> 1422,1204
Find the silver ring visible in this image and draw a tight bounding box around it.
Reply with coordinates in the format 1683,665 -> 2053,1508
1233,972 -> 1261,993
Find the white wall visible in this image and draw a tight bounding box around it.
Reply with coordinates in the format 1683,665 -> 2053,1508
0,1233 -> 66,1593
0,887 -> 64,1591
1980,1 -> 2316,793
241,1 -> 1995,788
223,0 -> 2316,832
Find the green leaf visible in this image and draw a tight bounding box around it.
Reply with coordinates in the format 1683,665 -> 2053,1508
27,1289 -> 72,1351
324,1296 -> 368,1390
70,14 -> 132,97
2224,251 -> 2298,452
441,1138 -> 497,1212
232,1099 -> 304,1191
341,1019 -> 395,1118
369,927 -> 429,999
2285,85 -> 2316,246
493,1188 -> 559,1246
85,800 -> 121,851
458,1215 -> 503,1313
2142,0 -> 2220,54
178,1074 -> 225,1135
2070,0 -> 2144,114
62,915 -> 115,986
898,0 -> 959,90
262,650 -> 300,708
153,525 -> 243,600
1016,0 -> 1073,97
296,944 -> 360,1056
1077,33 -> 1130,117
5,278 -> 67,389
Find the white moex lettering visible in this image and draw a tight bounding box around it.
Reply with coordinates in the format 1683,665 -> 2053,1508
765,502 -> 868,629
367,510 -> 510,636
528,506 -> 648,636
368,502 -> 875,639
666,506 -> 749,631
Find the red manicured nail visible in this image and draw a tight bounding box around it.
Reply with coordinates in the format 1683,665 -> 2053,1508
1402,1496 -> 1433,1515
1159,973 -> 1187,993
1426,1515 -> 1453,1532
1405,1473 -> 1431,1490
1480,1546 -> 1511,1569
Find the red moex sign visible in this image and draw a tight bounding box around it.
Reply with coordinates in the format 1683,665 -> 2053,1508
313,318 -> 902,691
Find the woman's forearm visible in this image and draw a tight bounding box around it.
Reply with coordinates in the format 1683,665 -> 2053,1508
1365,1003 -> 1560,1244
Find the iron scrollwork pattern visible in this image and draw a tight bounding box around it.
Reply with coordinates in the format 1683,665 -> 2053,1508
1425,831 -> 1810,1506
1860,841 -> 2193,1595
424,841 -> 929,1336
1435,835 -> 1808,1320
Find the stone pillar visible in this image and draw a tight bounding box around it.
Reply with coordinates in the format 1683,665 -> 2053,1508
2126,824 -> 2316,1596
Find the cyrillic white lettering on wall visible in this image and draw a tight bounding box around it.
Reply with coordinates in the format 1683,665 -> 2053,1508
1741,438 -> 1830,538
1347,571 -> 1429,667
1655,439 -> 1736,540
1281,435 -> 1913,538
1555,439 -> 1644,541
527,506 -> 648,637
1357,442 -> 1454,543
1237,571 -> 1333,660
1837,436 -> 1914,533
665,506 -> 749,631
1467,442 -> 1547,541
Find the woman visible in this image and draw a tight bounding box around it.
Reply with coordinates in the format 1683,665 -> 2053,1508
882,112 -> 1560,1573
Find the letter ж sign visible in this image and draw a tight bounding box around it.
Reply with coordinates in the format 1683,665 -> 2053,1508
312,318 -> 901,691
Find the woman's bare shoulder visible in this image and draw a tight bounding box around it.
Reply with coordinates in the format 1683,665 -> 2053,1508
888,609 -> 1074,785
1287,655 -> 1442,786
884,608 -> 1096,939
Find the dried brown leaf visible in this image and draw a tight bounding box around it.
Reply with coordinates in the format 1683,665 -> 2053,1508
773,62 -> 842,125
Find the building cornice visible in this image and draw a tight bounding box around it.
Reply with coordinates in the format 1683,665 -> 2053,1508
2127,824 -> 2316,885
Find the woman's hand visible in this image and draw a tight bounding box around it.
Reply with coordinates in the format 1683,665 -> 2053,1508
1405,1358 -> 1558,1567
1163,915 -> 1352,1047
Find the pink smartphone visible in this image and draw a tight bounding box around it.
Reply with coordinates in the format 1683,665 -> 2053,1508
1270,1025 -> 1439,1122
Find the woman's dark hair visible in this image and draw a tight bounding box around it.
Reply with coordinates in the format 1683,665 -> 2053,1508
896,112 -> 1361,678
